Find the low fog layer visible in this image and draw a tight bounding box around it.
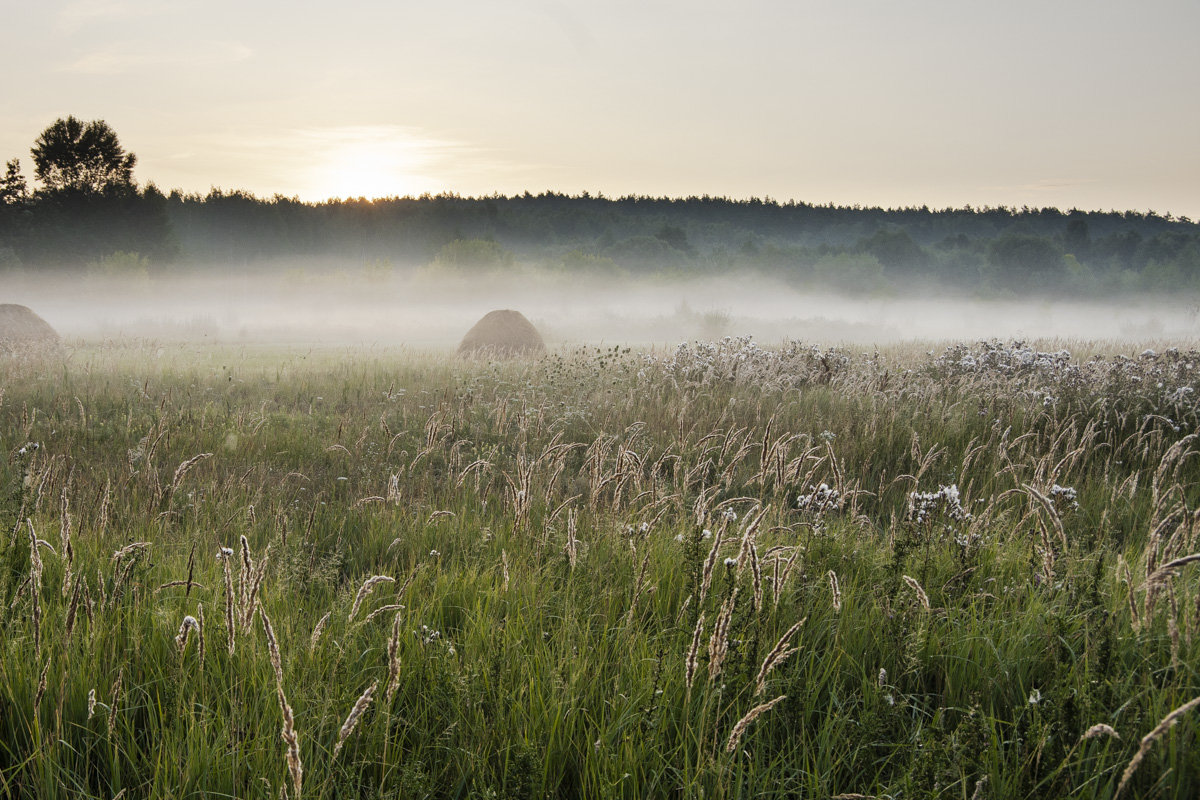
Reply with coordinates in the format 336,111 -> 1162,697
6,267 -> 1198,348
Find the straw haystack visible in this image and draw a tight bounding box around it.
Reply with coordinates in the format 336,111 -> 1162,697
457,309 -> 545,357
0,304 -> 60,348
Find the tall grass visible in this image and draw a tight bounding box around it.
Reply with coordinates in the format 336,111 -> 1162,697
1,336 -> 1198,798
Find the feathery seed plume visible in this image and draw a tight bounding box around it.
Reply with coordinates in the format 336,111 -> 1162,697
725,694 -> 787,754
1115,694 -> 1200,798
333,680 -> 378,759
349,575 -> 395,622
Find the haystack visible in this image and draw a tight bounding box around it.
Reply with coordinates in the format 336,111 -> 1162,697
0,304 -> 60,348
457,309 -> 545,357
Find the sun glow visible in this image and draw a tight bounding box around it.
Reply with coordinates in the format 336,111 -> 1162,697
302,126 -> 445,200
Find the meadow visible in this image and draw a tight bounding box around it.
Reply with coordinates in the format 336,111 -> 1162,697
2,336 -> 1199,798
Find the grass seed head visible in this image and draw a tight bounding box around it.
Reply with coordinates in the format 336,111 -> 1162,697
333,680 -> 379,759
725,694 -> 786,754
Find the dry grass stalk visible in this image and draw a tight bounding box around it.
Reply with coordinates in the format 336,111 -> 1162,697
27,522 -> 43,653
1143,551 -> 1200,589
775,550 -> 801,609
358,603 -> 405,627
707,588 -> 739,683
348,575 -> 395,622
1037,522 -> 1056,585
698,522 -> 726,606
754,617 -> 806,696
685,612 -> 706,694
87,688 -> 96,720
733,504 -> 768,575
309,611 -> 332,653
107,557 -> 141,611
280,696 -> 303,799
260,607 -> 303,798
1115,694 -> 1200,798
33,658 -> 49,713
239,535 -> 254,605
394,564 -> 421,600
169,452 -> 213,496
110,542 -> 151,564
501,550 -> 510,592
97,480 -> 111,536
749,542 -> 763,612
385,611 -> 403,704
8,575 -> 31,612
902,575 -> 930,611
59,490 -> 73,599
353,496 -> 386,509
239,541 -> 271,630
1080,723 -> 1120,741
770,555 -> 781,609
218,546 -> 236,654
156,580 -> 209,593
332,680 -> 378,759
64,579 -> 83,640
175,615 -> 200,654
625,552 -> 651,626
1023,484 -> 1068,551
1118,556 -> 1140,631
725,694 -> 786,754
107,667 -> 123,738
828,570 -> 842,613
185,543 -> 196,597
564,509 -> 580,570
260,606 -> 285,684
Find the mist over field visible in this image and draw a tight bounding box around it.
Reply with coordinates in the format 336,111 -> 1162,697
7,265 -> 1198,349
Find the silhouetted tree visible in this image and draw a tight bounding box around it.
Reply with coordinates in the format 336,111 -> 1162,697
31,116 -> 136,196
0,159 -> 28,205
0,159 -> 31,268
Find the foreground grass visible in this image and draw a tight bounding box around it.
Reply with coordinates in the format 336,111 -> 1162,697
1,337 -> 1199,798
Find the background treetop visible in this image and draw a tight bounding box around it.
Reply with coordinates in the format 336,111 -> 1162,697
31,116 -> 136,196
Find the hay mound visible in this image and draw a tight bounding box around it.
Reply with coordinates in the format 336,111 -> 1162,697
457,309 -> 545,357
0,304 -> 60,347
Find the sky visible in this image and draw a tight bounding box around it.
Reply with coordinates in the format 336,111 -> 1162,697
4,0 -> 1199,217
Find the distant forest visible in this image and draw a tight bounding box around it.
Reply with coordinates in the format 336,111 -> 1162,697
3,118 -> 1199,297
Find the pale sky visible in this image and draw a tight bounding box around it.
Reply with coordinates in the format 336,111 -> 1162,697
5,0 -> 1198,217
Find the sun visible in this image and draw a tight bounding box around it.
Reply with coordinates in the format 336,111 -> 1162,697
303,127 -> 441,200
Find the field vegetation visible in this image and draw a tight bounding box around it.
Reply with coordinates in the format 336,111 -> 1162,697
2,336 -> 1200,798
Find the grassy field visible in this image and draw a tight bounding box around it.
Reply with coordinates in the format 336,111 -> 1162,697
2,336 -> 1199,799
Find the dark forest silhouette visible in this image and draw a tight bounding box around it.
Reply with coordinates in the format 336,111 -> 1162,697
3,118 -> 1198,296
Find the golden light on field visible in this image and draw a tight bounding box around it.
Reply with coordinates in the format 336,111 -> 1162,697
302,126 -> 443,201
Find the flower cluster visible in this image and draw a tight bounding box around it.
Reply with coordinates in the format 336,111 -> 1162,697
1049,484 -> 1079,512
796,483 -> 841,514
908,484 -> 972,525
656,336 -> 852,390
933,340 -> 1075,379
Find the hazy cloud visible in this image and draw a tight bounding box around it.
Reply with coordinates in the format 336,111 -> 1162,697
61,40 -> 252,74
57,0 -> 179,29
1020,179 -> 1097,192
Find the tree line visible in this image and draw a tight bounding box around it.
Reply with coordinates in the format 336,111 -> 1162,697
3,117 -> 1199,296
